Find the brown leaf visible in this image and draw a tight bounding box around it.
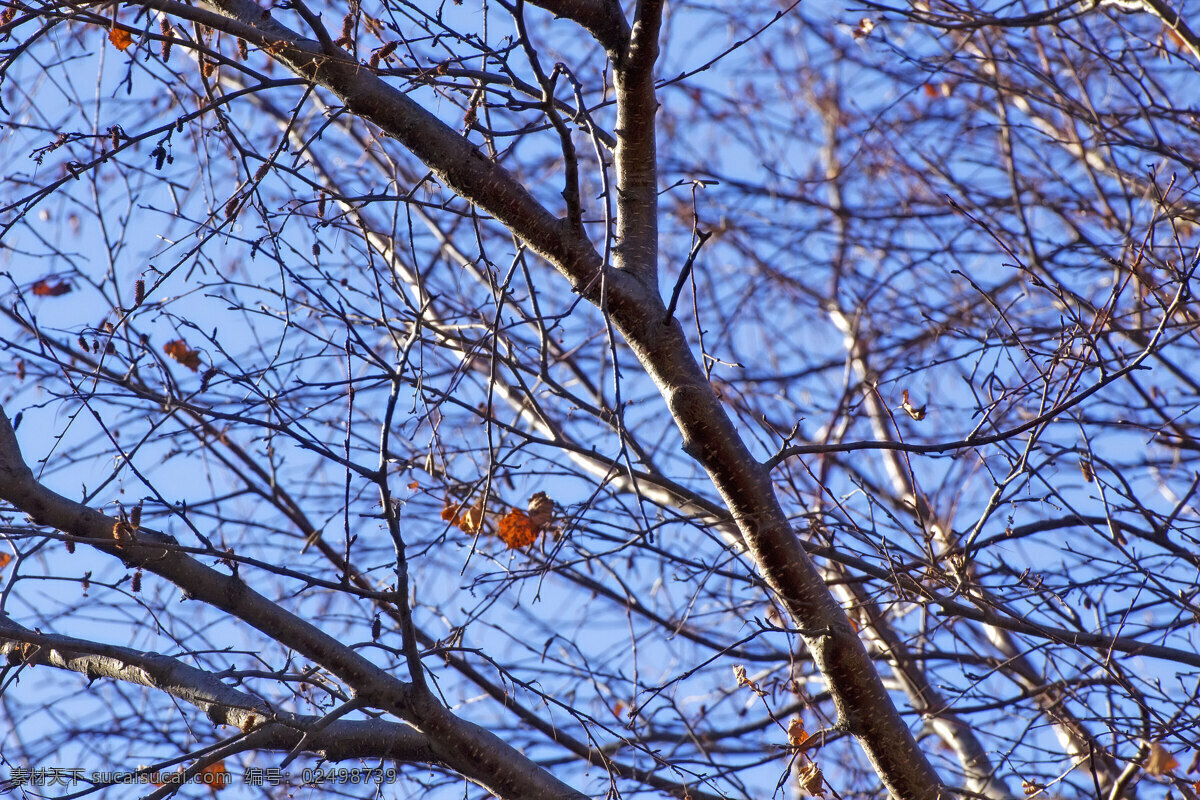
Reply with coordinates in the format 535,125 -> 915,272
528,491 -> 554,532
164,339 -> 202,371
901,389 -> 927,421
109,26 -> 134,51
797,762 -> 824,796
788,718 -> 811,750
734,665 -> 766,697
32,278 -> 72,297
442,498 -> 485,534
498,508 -> 537,548
1145,741 -> 1179,777
198,760 -> 229,792
852,17 -> 874,38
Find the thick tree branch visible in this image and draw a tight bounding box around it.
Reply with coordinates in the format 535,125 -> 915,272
76,2 -> 943,795
133,0 -> 619,302
0,617 -> 437,763
0,407 -> 587,800
610,0 -> 664,287
522,0 -> 630,54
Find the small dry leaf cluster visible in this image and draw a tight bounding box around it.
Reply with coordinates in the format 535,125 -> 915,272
164,339 -> 202,371
735,667 -> 826,797
31,278 -> 73,296
30,282 -> 210,375
442,491 -> 556,549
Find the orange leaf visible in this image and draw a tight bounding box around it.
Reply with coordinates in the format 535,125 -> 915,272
442,499 -> 485,534
164,339 -> 202,371
198,760 -> 229,792
0,552 -> 12,571
498,508 -> 537,548
32,278 -> 72,297
407,480 -> 420,490
788,718 -> 810,750
109,26 -> 134,51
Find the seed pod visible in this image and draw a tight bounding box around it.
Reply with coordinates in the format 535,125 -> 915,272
160,19 -> 174,61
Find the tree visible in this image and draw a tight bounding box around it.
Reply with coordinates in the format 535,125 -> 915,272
1,0 -> 1198,797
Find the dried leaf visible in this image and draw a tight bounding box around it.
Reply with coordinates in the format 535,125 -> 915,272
199,760 -> 229,791
1145,741 -> 1179,776
788,718 -> 811,750
32,278 -> 72,297
528,491 -> 554,532
109,26 -> 134,51
797,762 -> 824,796
443,499 -> 485,534
734,665 -> 766,697
901,389 -> 927,421
498,508 -> 537,548
0,552 -> 11,571
112,519 -> 134,547
164,339 -> 202,371
852,17 -> 874,38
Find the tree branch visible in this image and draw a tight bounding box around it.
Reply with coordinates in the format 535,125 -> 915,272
0,616 -> 437,763
0,406 -> 587,800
